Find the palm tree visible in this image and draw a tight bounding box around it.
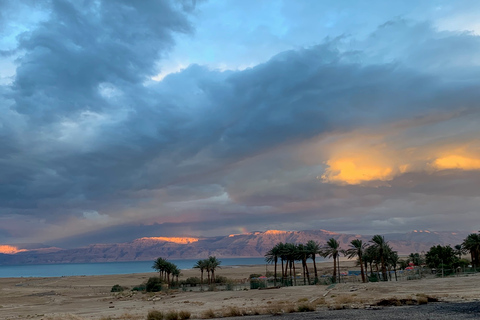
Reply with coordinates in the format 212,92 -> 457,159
297,243 -> 311,285
344,239 -> 367,283
194,259 -> 206,284
387,250 -> 399,281
463,233 -> 480,269
306,240 -> 321,282
152,257 -> 168,280
364,245 -> 377,279
322,238 -> 341,283
283,243 -> 298,286
208,256 -> 221,284
454,244 -> 466,260
370,235 -> 389,281
265,243 -> 281,286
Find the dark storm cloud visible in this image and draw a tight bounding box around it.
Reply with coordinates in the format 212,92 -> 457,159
2,6 -> 480,245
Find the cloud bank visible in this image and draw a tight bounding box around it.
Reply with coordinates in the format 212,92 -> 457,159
1,1 -> 480,246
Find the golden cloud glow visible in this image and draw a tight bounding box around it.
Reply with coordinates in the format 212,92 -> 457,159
322,158 -> 394,185
300,119 -> 480,185
138,237 -> 199,244
433,155 -> 480,170
0,245 -> 28,254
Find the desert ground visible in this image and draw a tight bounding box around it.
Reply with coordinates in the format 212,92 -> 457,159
1,260 -> 479,320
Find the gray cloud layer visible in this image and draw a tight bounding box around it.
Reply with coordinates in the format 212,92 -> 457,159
1,1 -> 480,246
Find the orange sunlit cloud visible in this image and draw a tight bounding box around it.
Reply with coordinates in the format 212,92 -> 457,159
321,158 -> 395,185
302,125 -> 480,185
432,155 -> 480,170
0,245 -> 28,254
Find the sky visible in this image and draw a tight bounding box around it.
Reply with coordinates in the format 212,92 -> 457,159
1,0 -> 480,247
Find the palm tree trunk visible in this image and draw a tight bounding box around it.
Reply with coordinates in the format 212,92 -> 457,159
289,260 -> 292,286
332,255 -> 337,283
313,255 -> 318,282
274,259 -> 277,286
337,256 -> 341,283
381,256 -> 387,281
293,260 -> 297,286
302,259 -> 306,285
359,257 -> 366,283
305,259 -> 311,285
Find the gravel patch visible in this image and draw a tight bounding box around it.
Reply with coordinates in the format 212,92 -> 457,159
230,302 -> 480,320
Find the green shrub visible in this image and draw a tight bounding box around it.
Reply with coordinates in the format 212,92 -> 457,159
146,277 -> 164,292
132,284 -> 147,291
147,310 -> 164,320
110,284 -> 124,292
182,277 -> 201,286
214,276 -> 229,284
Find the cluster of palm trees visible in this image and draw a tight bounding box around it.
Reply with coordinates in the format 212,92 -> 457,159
193,256 -> 221,284
152,257 -> 181,286
264,235 -> 400,284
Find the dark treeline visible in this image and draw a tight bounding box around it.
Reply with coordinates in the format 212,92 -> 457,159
265,235 -> 400,284
265,231 -> 480,284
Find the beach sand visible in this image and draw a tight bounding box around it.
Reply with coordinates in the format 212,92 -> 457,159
1,260 -> 479,319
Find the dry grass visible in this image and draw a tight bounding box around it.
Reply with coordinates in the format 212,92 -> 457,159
178,310 -> 191,320
200,309 -> 216,319
223,306 -> 244,317
147,310 -> 164,320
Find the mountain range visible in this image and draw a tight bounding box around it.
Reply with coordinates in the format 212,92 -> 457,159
0,229 -> 470,265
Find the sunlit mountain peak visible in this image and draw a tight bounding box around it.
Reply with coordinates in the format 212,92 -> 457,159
137,237 -> 199,244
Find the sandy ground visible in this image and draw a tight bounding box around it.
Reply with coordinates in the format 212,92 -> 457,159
1,261 -> 479,320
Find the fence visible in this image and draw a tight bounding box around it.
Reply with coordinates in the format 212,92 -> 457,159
169,267 -> 480,292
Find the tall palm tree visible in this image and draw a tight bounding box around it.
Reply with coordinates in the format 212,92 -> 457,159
370,235 -> 389,281
208,256 -> 221,284
322,238 -> 341,283
284,243 -> 298,286
297,243 -> 311,285
344,239 -> 367,283
152,257 -> 168,280
364,245 -> 377,278
463,233 -> 480,269
306,240 -> 321,282
387,250 -> 399,281
194,259 -> 206,284
265,243 -> 281,286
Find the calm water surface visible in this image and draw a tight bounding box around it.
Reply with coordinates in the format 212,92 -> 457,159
0,257 -> 269,278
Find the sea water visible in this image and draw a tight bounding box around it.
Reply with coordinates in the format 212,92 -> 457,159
0,257 -> 269,278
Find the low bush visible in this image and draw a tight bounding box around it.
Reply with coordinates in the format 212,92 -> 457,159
178,310 -> 191,320
146,277 -> 164,292
297,303 -> 315,312
224,306 -> 243,317
165,310 -> 179,320
132,284 -> 147,291
110,284 -> 124,292
147,310 -> 164,320
182,277 -> 201,286
214,276 -> 230,284
201,309 -> 216,319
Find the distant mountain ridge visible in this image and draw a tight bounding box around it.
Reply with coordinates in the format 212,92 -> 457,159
0,229 -> 470,265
